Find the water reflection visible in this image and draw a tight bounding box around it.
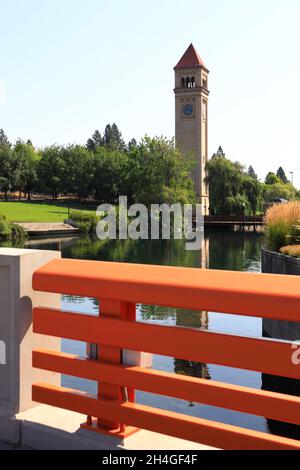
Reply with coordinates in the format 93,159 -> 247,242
174,310 -> 210,384
140,305 -> 211,386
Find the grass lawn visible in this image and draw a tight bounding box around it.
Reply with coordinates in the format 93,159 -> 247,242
0,201 -> 95,223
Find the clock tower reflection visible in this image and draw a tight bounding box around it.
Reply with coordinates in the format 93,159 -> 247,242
174,309 -> 211,385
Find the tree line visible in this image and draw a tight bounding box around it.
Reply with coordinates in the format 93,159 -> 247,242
0,125 -> 298,215
0,126 -> 195,207
206,147 -> 299,215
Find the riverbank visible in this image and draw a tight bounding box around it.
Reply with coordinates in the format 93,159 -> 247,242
0,200 -> 95,223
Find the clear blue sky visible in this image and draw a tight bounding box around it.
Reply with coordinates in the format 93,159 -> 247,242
1,0 -> 300,186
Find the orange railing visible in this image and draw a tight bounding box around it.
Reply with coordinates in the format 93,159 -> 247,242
32,259 -> 300,450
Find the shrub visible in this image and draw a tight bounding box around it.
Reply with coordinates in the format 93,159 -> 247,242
280,245 -> 300,258
0,213 -> 27,240
70,210 -> 99,234
265,201 -> 300,251
11,223 -> 27,240
0,214 -> 11,239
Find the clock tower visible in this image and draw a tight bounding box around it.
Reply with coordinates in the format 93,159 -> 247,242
174,44 -> 210,213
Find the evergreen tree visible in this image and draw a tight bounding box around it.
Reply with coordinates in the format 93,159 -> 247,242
247,165 -> 258,180
86,130 -> 103,152
128,138 -> 137,150
103,123 -> 125,151
92,130 -> 103,148
276,167 -> 288,184
212,146 -> 225,159
0,129 -> 11,148
86,138 -> 95,152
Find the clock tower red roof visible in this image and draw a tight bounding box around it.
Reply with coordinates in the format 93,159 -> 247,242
174,43 -> 206,70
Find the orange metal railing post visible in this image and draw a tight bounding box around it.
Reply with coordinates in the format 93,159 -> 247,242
92,299 -> 136,432
96,299 -> 122,431
121,301 -> 136,404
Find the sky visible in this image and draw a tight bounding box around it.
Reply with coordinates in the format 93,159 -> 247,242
1,0 -> 300,186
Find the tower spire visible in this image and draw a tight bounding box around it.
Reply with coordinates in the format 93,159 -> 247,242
174,43 -> 206,70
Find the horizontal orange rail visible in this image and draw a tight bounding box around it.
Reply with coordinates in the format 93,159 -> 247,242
33,349 -> 300,426
32,259 -> 300,449
33,308 -> 300,379
32,383 -> 300,450
33,259 -> 300,322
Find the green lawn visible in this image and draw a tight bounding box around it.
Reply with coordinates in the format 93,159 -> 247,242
0,201 -> 95,223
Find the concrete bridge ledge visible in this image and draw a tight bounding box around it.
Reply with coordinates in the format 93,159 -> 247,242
16,406 -> 214,451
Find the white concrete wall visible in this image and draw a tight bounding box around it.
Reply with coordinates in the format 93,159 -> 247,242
0,248 -> 61,445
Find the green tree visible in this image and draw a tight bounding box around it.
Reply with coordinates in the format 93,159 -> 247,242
264,182 -> 296,203
132,136 -> 196,207
103,123 -> 125,151
205,154 -> 245,215
0,147 -> 13,200
276,167 -> 289,184
14,140 -> 39,200
93,147 -> 126,204
61,145 -> 94,200
206,150 -> 264,215
0,129 -> 11,149
128,138 -> 137,151
212,146 -> 225,159
243,176 -> 264,215
225,194 -> 250,216
37,146 -> 64,199
265,172 -> 280,185
86,130 -> 103,152
247,165 -> 258,180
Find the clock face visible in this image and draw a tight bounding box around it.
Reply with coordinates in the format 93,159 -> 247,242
183,104 -> 193,117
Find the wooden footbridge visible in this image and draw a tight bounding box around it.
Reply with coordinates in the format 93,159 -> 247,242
204,215 -> 265,229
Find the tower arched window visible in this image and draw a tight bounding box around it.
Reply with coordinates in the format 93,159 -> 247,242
186,77 -> 190,88
191,77 -> 195,88
181,77 -> 185,88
